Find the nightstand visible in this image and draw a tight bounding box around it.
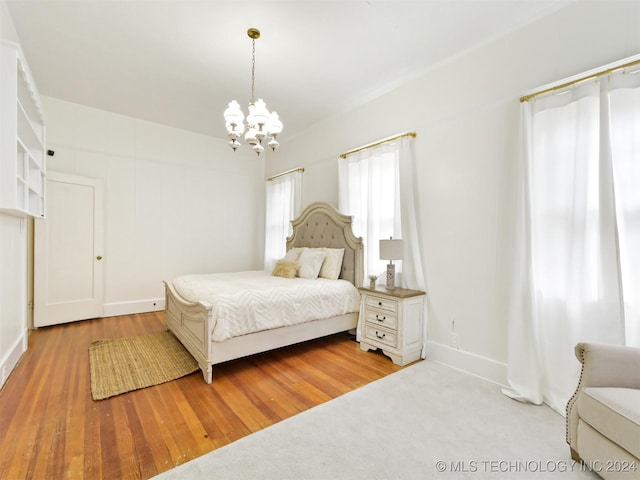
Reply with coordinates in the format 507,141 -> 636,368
357,286 -> 426,366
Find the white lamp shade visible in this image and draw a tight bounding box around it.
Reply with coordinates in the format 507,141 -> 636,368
224,100 -> 244,127
379,238 -> 403,260
267,111 -> 283,135
248,98 -> 270,127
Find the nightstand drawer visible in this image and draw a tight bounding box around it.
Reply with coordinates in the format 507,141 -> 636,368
364,324 -> 398,349
365,295 -> 398,313
364,310 -> 398,330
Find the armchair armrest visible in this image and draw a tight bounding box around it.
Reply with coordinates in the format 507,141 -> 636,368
566,342 -> 640,453
575,342 -> 640,389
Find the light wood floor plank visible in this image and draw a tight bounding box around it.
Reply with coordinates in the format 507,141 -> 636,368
0,311 -> 406,479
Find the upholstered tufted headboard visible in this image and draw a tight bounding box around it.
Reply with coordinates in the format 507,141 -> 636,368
286,202 -> 363,287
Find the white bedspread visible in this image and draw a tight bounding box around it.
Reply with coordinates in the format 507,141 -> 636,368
171,271 -> 361,342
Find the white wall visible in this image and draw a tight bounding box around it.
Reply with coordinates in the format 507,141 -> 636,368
268,1 -> 640,384
0,1 -> 27,388
43,97 -> 265,316
0,0 -> 17,43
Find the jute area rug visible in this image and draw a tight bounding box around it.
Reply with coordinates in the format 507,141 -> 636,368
89,330 -> 198,401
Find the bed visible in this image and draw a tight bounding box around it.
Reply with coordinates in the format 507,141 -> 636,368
163,201 -> 364,383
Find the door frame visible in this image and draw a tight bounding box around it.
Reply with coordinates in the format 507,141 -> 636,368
33,171 -> 104,327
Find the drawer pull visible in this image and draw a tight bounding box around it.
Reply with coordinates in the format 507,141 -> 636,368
378,301 -> 382,306
375,314 -> 385,322
375,331 -> 386,339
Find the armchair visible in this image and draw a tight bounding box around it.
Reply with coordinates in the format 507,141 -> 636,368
566,343 -> 640,478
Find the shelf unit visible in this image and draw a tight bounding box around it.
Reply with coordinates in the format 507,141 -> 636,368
1,40 -> 46,218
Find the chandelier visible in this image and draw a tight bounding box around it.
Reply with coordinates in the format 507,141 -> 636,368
224,28 -> 283,155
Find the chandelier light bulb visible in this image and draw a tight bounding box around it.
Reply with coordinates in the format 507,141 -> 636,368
223,28 -> 282,155
267,111 -> 283,136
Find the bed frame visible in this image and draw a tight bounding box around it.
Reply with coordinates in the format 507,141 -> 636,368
163,201 -> 364,383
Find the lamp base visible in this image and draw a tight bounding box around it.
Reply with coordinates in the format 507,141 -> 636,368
385,263 -> 396,290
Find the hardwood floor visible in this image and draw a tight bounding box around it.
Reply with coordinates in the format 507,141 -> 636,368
0,312 -> 404,479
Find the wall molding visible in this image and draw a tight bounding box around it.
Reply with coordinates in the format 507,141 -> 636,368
0,328 -> 27,388
102,298 -> 165,318
425,340 -> 508,387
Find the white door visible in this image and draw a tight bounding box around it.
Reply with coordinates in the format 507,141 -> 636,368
34,172 -> 104,327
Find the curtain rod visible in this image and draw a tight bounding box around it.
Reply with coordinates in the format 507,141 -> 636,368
267,167 -> 304,182
520,57 -> 640,103
339,132 -> 417,159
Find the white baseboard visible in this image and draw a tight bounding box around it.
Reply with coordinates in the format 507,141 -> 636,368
1,329 -> 28,388
102,298 -> 165,318
425,340 -> 508,387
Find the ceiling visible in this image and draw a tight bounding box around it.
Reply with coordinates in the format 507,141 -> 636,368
6,0 -> 573,143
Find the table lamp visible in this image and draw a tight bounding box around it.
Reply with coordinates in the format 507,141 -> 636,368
379,237 -> 403,290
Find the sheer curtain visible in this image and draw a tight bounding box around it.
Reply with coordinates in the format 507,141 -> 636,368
338,135 -> 427,355
339,142 -> 401,282
263,170 -> 302,271
504,66 -> 640,414
609,73 -> 640,344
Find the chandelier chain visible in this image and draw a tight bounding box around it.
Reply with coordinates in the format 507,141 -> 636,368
250,38 -> 256,104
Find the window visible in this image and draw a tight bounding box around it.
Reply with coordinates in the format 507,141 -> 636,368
505,59 -> 640,414
339,143 -> 401,281
338,134 -> 424,292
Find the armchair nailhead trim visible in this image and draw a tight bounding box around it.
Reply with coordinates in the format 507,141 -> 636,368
565,348 -> 586,446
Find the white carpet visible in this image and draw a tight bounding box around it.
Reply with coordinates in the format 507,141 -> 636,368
155,359 -> 599,479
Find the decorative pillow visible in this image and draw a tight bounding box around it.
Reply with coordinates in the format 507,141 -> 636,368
297,248 -> 327,279
319,248 -> 345,280
271,260 -> 299,279
283,247 -> 304,262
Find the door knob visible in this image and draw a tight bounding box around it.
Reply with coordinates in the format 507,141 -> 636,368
96,255 -> 103,260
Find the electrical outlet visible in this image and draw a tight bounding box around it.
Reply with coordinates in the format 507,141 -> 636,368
450,333 -> 459,349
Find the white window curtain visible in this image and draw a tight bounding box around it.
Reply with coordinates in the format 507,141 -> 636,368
504,65 -> 640,414
338,135 -> 427,355
264,170 -> 302,271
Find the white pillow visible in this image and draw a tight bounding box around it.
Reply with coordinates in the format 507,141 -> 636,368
283,247 -> 303,262
297,248 -> 327,279
319,248 -> 345,280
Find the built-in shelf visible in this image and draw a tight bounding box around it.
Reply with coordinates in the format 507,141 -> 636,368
1,40 -> 46,218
